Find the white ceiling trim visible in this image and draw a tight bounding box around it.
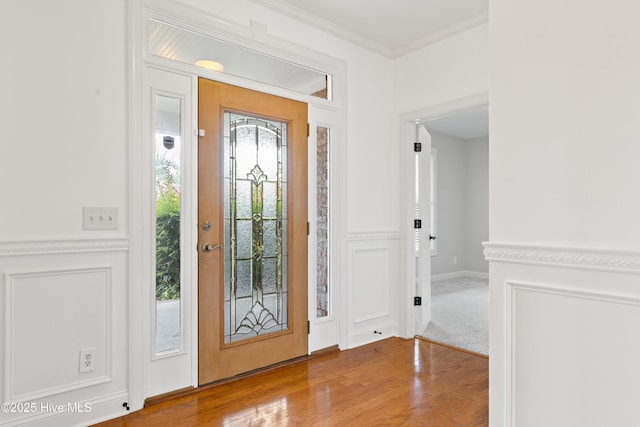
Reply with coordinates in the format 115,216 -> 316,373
394,11 -> 488,58
250,0 -> 394,57
250,0 -> 487,58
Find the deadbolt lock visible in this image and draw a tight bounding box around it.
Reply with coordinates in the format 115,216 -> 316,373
201,220 -> 212,231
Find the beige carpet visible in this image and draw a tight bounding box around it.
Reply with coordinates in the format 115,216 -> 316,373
421,276 -> 489,355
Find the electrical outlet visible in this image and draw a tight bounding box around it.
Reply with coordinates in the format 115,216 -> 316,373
79,348 -> 96,373
83,207 -> 118,230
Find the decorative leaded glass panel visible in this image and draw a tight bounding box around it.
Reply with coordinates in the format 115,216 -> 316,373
317,126 -> 329,318
223,113 -> 288,343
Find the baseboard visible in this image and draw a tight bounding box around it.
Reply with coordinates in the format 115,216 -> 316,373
431,270 -> 489,282
0,391 -> 129,427
347,321 -> 399,349
417,336 -> 489,359
464,270 -> 489,279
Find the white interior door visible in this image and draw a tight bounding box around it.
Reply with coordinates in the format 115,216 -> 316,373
414,123 -> 432,334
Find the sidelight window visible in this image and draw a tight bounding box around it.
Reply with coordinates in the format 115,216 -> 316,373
154,94 -> 183,354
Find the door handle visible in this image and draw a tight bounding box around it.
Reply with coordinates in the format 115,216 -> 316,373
201,243 -> 223,252
429,235 -> 436,241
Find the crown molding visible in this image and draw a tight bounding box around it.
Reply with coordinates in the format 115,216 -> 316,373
394,11 -> 488,58
250,0 -> 394,57
250,0 -> 487,59
483,242 -> 640,274
0,237 -> 129,257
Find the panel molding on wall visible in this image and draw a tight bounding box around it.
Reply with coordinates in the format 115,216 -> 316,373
484,242 -> 640,274
347,231 -> 399,348
0,238 -> 129,257
0,237 -> 128,426
347,231 -> 401,241
351,247 -> 391,323
505,280 -> 640,425
4,266 -> 113,402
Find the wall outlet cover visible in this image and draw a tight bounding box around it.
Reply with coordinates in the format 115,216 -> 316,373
79,347 -> 96,373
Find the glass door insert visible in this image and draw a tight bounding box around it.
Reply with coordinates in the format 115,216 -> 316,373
223,113 -> 289,343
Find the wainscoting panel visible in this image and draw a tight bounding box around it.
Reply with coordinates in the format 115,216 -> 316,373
5,267 -> 112,401
0,238 -> 129,427
486,243 -> 640,427
352,248 -> 390,323
347,232 -> 400,348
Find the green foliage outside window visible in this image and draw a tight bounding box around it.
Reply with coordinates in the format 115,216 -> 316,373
156,154 -> 181,301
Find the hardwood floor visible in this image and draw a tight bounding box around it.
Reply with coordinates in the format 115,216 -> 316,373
94,338 -> 488,426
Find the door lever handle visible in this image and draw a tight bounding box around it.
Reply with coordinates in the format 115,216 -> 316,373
201,243 -> 223,252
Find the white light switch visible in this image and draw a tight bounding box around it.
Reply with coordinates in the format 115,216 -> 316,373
83,207 -> 118,230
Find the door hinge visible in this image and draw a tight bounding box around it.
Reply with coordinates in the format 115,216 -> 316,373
307,320 -> 310,334
414,142 -> 422,152
414,219 -> 422,229
307,222 -> 310,236
307,123 -> 310,137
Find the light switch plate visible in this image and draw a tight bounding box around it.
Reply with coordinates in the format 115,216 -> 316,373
83,207 -> 118,230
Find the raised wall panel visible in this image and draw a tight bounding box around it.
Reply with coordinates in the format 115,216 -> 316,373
486,243 -> 640,427
352,248 -> 390,322
5,267 -> 112,401
508,282 -> 640,427
347,232 -> 399,348
0,238 -> 128,426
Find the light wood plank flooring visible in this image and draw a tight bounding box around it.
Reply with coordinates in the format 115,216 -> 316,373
95,337 -> 488,426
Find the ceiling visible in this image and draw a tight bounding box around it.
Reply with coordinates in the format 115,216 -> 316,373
423,105 -> 488,140
252,0 -> 488,58
252,0 -> 489,139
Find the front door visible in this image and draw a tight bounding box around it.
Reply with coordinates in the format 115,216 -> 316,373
198,78 -> 308,384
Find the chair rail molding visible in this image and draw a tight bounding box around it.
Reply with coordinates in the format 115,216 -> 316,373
484,242 -> 640,274
0,238 -> 129,257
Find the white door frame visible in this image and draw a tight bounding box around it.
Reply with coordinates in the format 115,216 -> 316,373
398,92 -> 489,338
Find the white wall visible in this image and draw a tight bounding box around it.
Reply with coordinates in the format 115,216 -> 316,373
489,0 -> 640,425
0,1 -> 128,239
1,2 -> 131,426
430,132 -> 466,275
429,132 -> 488,276
490,1 -> 640,249
465,136 -> 489,273
394,23 -> 489,116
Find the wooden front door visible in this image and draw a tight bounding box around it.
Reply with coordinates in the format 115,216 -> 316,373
198,78 -> 308,384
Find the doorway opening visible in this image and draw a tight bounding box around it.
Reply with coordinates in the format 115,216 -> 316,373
413,104 -> 489,355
